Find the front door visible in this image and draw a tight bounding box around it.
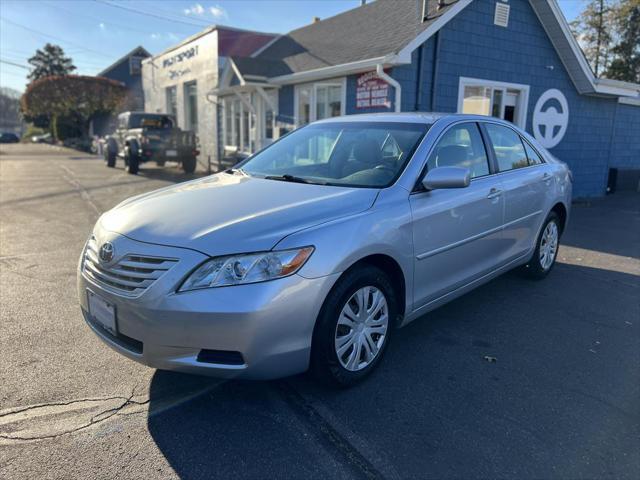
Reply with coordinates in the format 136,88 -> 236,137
410,122 -> 505,309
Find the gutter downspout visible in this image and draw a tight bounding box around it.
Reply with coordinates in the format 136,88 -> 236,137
430,30 -> 441,111
376,64 -> 401,113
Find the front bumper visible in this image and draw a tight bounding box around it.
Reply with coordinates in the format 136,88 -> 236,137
78,232 -> 339,380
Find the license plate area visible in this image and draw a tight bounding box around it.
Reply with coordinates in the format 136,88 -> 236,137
87,290 -> 117,336
165,149 -> 177,157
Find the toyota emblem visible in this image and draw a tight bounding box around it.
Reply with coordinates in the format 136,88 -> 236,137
99,242 -> 115,264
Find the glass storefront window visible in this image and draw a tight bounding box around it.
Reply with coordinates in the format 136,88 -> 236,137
224,100 -> 233,146
165,86 -> 177,118
184,81 -> 198,132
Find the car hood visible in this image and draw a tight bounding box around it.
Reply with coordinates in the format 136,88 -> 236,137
99,173 -> 378,256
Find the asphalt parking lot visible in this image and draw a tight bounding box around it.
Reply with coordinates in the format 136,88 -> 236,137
1,143 -> 639,479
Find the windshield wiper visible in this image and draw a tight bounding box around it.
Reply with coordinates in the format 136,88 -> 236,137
264,174 -> 325,185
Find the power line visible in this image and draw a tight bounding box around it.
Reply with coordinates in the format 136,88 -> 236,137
135,1 -> 213,26
41,0 -> 198,36
93,0 -> 212,28
0,16 -> 114,59
0,59 -> 31,70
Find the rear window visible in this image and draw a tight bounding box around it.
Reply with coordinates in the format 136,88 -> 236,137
484,123 -> 529,172
129,114 -> 174,129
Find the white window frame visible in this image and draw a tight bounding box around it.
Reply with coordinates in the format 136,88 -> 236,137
183,81 -> 198,133
293,78 -> 347,127
457,77 -> 530,128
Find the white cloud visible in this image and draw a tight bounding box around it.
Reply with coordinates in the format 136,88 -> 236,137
99,22 -> 106,30
209,5 -> 227,18
183,3 -> 227,19
184,4 -> 205,16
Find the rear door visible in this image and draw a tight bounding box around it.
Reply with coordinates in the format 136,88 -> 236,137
482,122 -> 548,261
409,122 -> 505,309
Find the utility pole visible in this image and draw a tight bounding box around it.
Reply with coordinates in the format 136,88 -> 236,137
595,0 -> 604,77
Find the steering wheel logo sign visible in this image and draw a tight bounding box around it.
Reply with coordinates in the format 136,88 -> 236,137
533,89 -> 569,149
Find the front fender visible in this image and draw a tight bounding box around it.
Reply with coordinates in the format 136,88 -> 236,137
274,189 -> 415,313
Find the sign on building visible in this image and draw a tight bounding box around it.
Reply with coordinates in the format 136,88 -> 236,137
356,71 -> 391,109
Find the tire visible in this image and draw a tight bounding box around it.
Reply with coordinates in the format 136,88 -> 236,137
521,212 -> 561,280
125,141 -> 140,175
311,265 -> 398,387
182,156 -> 196,174
105,139 -> 117,168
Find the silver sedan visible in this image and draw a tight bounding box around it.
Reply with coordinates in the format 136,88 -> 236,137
78,113 -> 572,386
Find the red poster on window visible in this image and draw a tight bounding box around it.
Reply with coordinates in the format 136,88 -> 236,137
356,71 -> 391,109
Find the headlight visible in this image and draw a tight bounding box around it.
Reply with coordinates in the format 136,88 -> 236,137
178,247 -> 314,291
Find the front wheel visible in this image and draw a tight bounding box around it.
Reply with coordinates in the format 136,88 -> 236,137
125,142 -> 140,175
104,139 -> 117,167
311,265 -> 397,387
522,212 -> 561,279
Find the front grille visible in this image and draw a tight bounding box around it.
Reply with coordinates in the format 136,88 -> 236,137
83,236 -> 177,297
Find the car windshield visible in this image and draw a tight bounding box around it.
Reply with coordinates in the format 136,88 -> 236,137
238,122 -> 429,188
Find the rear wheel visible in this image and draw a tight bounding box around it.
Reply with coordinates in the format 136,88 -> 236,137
125,142 -> 140,175
311,265 -> 397,387
182,156 -> 196,174
522,212 -> 560,279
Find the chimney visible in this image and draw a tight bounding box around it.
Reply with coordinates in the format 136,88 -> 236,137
312,16 -> 321,23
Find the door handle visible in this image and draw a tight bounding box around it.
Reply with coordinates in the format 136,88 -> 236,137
542,173 -> 552,183
487,188 -> 502,199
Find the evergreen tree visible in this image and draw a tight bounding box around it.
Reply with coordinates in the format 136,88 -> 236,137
606,0 -> 640,82
27,43 -> 76,82
570,0 -> 615,77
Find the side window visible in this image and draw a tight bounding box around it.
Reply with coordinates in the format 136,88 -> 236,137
426,123 -> 489,178
485,123 -> 528,172
523,139 -> 544,165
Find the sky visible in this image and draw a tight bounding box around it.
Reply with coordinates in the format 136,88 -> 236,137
0,0 -> 587,93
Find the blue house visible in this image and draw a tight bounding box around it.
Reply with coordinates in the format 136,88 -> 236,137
92,46 -> 151,137
215,0 -> 640,197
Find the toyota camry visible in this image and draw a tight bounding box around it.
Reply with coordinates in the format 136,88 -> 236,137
78,113 -> 571,386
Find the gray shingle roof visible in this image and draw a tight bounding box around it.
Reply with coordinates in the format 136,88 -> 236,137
230,56 -> 292,79
255,0 -> 459,75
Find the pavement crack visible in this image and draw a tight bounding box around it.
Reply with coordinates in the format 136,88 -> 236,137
0,391 -> 151,443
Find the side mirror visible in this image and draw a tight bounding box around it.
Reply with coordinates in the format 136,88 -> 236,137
422,167 -> 471,190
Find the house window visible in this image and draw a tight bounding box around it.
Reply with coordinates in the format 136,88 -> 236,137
165,86 -> 177,117
264,89 -> 277,140
295,80 -> 345,126
129,56 -> 144,75
457,77 -> 529,128
184,81 -> 198,133
297,86 -> 312,126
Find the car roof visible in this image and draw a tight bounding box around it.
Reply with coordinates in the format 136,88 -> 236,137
313,112 -> 520,128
